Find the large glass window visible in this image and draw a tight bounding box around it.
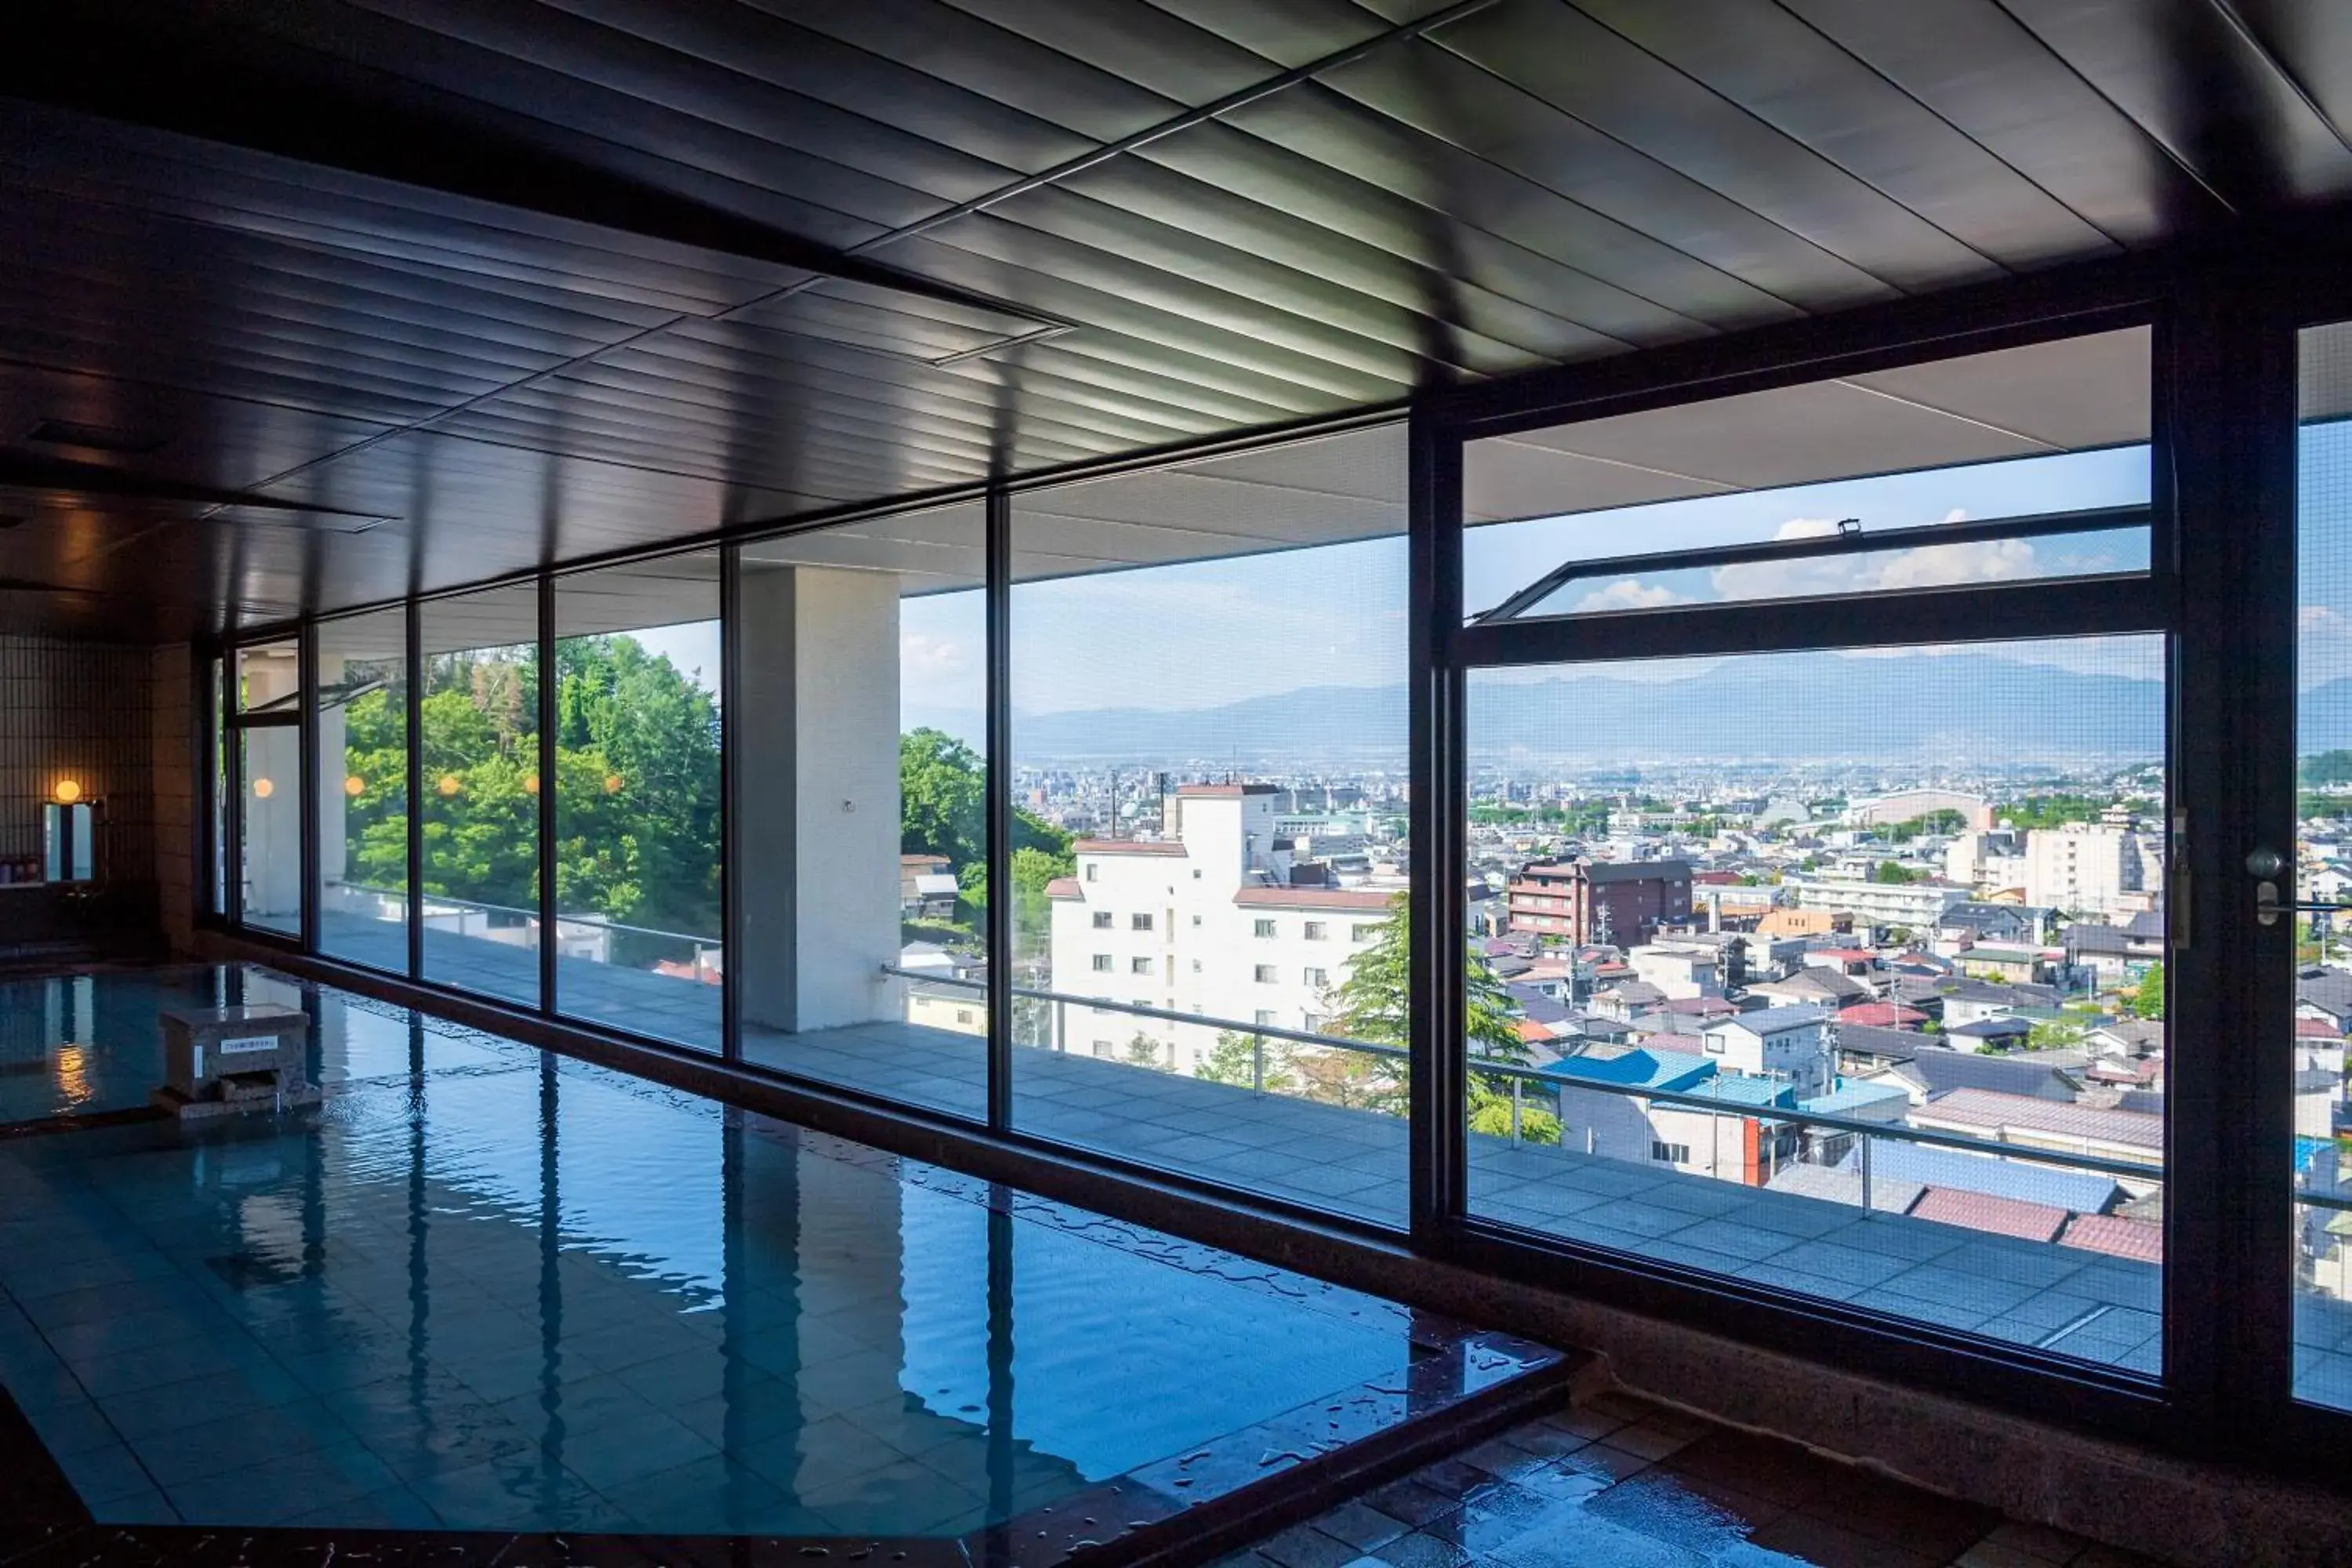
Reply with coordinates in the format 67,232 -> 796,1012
553,554 -> 723,1051
419,585 -> 542,1007
735,503 -> 988,1118
1456,330 -> 2165,1370
317,608 -> 409,973
2293,322 -> 2352,1413
233,640 -> 302,935
1009,426 -> 1410,1225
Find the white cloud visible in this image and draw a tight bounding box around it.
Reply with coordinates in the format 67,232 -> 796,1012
1711,512 -> 2035,601
900,630 -> 971,677
2300,604 -> 2352,690
1573,579 -> 1684,612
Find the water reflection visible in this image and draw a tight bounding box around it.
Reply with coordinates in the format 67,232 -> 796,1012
0,1018 -> 1408,1534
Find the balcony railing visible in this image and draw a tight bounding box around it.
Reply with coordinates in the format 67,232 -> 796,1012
877,964 -> 2169,1190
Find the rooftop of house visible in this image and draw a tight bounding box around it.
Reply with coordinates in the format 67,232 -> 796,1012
1878,1045 -> 2085,1102
1232,886 -> 1393,910
1710,1004 -> 1828,1034
1836,1139 -> 2125,1213
1541,1047 -> 1715,1094
1838,1001 -> 1929,1028
2061,1212 -> 2165,1263
1522,858 -> 1695,885
1913,1087 -> 2165,1154
1908,1185 -> 2071,1244
1947,1017 -> 2034,1038
1073,839 -> 1189,857
1800,1080 -> 1914,1116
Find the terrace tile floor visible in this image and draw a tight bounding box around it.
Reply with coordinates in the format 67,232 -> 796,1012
289,919 -> 2352,1406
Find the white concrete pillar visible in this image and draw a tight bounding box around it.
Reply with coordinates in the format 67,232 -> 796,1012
737,565 -> 903,1033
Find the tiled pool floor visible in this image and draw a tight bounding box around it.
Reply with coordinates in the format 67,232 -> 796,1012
0,983 -> 1559,1540
1225,1390 -> 2168,1568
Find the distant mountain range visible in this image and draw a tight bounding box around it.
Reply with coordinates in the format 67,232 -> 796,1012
912,654 -> 2352,765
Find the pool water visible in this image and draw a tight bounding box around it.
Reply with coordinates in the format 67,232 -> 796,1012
0,970 -> 1429,1534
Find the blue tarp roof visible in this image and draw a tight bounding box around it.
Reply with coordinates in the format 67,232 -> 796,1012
1541,1049 -> 1716,1094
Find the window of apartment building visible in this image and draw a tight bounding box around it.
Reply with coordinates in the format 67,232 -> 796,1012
1190,959 -> 1202,972
1131,956 -> 1152,975
1303,1013 -> 1324,1033
1352,924 -> 1378,942
1131,913 -> 1153,931
1303,921 -> 1327,940
1007,423 -> 1408,1227
1452,326 -> 2168,1381
1092,1040 -> 1114,1058
1254,1011 -> 1276,1026
1092,911 -> 1112,928
1092,954 -> 1114,972
1253,964 -> 1279,983
1085,864 -> 1097,881
1304,967 -> 1328,988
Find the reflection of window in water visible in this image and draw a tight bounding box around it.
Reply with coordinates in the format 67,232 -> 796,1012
44,800 -> 93,883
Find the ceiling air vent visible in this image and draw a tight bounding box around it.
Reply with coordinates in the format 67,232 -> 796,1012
26,419 -> 169,456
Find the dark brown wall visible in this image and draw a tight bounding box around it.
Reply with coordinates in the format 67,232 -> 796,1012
0,633 -> 170,956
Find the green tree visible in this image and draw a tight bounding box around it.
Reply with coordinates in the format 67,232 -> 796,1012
1873,860 -> 1923,884
1196,1029 -> 1295,1092
1325,894 -> 1560,1143
2300,750 -> 2352,787
1122,1032 -> 1167,1069
2132,962 -> 2166,1020
2027,1017 -> 2086,1051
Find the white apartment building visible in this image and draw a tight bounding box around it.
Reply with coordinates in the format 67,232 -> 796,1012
1046,784 -> 1393,1072
1628,942 -> 1722,1000
2023,821 -> 2154,917
1782,875 -> 1971,933
1944,829 -> 2027,892
1700,1006 -> 1835,1097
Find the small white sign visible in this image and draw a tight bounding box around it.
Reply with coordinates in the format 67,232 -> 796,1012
219,1034 -> 279,1055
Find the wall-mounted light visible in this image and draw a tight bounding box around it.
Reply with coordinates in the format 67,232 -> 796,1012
252,778 -> 274,799
52,779 -> 82,804
523,774 -> 540,796
437,774 -> 461,797
344,775 -> 366,797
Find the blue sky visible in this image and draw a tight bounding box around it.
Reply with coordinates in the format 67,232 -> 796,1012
615,442 -> 2234,721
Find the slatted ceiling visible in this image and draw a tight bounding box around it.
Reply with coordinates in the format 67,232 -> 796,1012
1318,44 -> 1907,310
348,0 -> 1040,205
2235,1 -> 2352,149
996,158 -> 1601,369
1567,1 -> 2123,270
1423,0 -> 2009,292
943,0 -> 1298,105
551,553 -> 720,641
1465,326 -> 2150,526
1214,82 -> 1807,332
1120,125 -> 1653,359
538,0 -> 1106,179
966,183 -> 1538,381
1775,0 -> 2211,241
1142,0 -> 1402,69
2000,0 -> 2352,208
580,329 -> 1156,460
419,579 -> 539,655
896,215 -> 1428,401
3,0 -> 2347,632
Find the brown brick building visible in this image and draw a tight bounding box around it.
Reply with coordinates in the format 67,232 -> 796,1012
1507,858 -> 1693,945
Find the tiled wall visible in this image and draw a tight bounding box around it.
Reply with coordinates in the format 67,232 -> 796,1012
0,633 -> 162,951
151,643 -> 194,954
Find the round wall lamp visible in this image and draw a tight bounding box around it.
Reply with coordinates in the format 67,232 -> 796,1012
344,775 -> 366,797
52,779 -> 82,804
437,774 -> 462,797
603,774 -> 624,794
252,778 -> 274,800
523,774 -> 540,796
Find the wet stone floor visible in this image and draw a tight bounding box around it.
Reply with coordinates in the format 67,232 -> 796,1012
1225,1392 -> 2165,1568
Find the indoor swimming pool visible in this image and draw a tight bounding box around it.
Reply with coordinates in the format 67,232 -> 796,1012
0,965 -> 1559,1544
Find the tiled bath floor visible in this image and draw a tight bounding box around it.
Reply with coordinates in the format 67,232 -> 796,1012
1225,1391 -> 2166,1568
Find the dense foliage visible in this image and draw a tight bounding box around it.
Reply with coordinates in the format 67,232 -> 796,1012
342,637 -> 723,965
